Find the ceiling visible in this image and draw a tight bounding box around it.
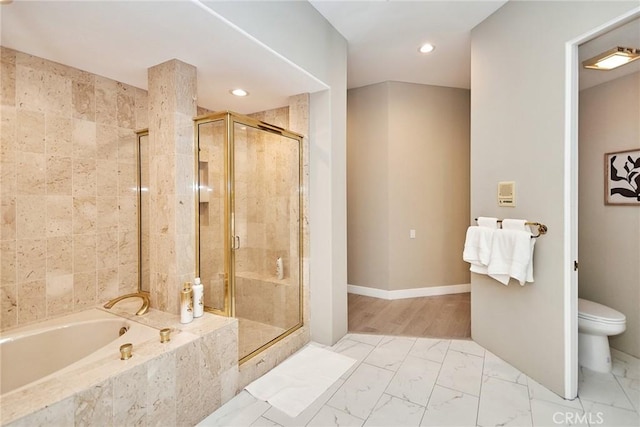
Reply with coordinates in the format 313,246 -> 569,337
1,1 -> 638,115
309,0 -> 508,90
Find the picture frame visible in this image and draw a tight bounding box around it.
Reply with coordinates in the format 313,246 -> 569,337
604,148 -> 640,206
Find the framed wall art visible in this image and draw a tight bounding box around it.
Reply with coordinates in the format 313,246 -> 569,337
604,148 -> 640,205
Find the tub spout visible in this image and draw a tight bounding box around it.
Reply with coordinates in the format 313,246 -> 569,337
103,293 -> 150,316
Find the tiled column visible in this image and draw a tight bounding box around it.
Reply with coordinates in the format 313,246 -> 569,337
147,59 -> 196,313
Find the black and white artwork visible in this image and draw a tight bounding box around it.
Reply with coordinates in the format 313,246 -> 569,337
605,148 -> 640,205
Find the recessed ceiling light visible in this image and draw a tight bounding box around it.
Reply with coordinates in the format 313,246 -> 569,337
582,46 -> 640,70
230,88 -> 249,97
419,43 -> 435,54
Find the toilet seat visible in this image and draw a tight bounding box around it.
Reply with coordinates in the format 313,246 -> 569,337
578,298 -> 626,324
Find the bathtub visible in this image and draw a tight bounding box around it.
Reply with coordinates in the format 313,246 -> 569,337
0,308 -> 158,395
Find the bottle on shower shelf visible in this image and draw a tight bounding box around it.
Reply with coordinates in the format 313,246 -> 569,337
276,256 -> 284,280
192,277 -> 204,318
180,282 -> 193,324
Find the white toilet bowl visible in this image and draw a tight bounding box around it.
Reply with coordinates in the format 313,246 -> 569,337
578,298 -> 626,373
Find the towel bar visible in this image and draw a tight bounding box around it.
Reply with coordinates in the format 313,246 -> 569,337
474,218 -> 548,238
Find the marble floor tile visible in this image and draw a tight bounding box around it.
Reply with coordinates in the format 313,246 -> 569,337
306,405 -> 364,427
527,377 -> 584,410
331,338 -> 377,380
202,336 -> 640,427
250,416 -> 282,427
198,391 -> 269,427
436,349 -> 484,397
420,385 -> 479,427
385,355 -> 441,406
363,336 -> 416,372
409,338 -> 450,364
616,375 -> 640,412
448,339 -> 485,357
327,363 -> 395,420
530,399 -> 588,427
578,367 -> 635,410
483,351 -> 527,385
476,376 -> 532,427
612,348 -> 640,381
580,398 -> 640,427
363,393 -> 425,427
346,333 -> 384,347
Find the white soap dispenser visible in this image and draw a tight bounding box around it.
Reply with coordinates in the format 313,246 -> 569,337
193,277 -> 204,318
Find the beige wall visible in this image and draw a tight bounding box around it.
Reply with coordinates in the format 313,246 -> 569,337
347,81 -> 470,291
470,0 -> 638,397
579,71 -> 640,358
0,47 -> 146,330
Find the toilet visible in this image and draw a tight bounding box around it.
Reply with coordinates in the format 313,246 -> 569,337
578,298 -> 626,373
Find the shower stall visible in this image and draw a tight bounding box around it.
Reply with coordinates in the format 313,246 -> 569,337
195,111 -> 303,362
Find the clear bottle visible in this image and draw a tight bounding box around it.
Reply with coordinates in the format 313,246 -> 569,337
180,282 -> 193,324
193,277 -> 204,318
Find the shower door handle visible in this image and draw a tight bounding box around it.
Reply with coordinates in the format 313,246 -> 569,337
232,235 -> 240,250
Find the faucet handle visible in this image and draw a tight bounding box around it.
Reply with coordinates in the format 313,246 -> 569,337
160,328 -> 171,343
120,343 -> 133,360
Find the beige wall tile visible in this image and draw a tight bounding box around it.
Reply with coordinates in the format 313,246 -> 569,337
72,81 -> 96,121
1,48 -> 16,107
74,378 -> 113,426
46,273 -> 73,316
146,352 -> 177,426
0,285 -> 17,329
96,124 -> 118,160
73,271 -> 96,310
46,155 -> 72,195
96,196 -> 118,232
46,235 -> 73,277
17,279 -> 46,323
45,115 -> 73,157
72,119 -> 97,159
16,195 -> 46,239
73,233 -> 96,273
17,109 -> 45,153
96,160 -> 118,196
112,364 -> 148,426
16,238 -> 46,282
72,158 -> 97,197
95,76 -> 117,126
16,151 -> 45,195
46,195 -> 73,237
97,267 -> 119,302
73,196 -> 97,235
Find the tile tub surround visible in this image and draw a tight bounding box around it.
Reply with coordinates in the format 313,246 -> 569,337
1,47 -> 148,330
201,334 -> 640,427
1,303 -> 238,427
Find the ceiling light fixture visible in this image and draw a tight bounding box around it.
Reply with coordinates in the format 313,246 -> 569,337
582,46 -> 640,71
230,88 -> 249,97
418,43 -> 435,54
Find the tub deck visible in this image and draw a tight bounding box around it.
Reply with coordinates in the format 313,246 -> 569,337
0,302 -> 238,426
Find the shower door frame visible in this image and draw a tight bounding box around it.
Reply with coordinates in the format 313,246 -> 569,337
194,111 -> 305,362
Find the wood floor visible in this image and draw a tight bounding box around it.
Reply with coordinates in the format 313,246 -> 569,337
348,292 -> 471,339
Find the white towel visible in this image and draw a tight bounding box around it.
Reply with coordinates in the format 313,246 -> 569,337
462,217 -> 497,275
487,219 -> 536,285
477,217 -> 499,229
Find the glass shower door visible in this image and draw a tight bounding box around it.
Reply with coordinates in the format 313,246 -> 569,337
232,121 -> 302,361
196,119 -> 228,315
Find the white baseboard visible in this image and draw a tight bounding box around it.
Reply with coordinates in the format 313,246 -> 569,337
347,283 -> 471,301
